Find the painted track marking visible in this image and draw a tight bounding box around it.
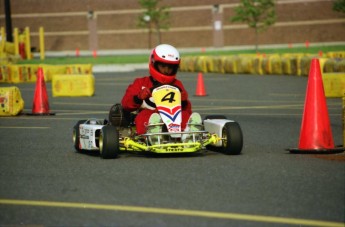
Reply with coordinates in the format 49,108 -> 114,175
0,126 -> 49,129
0,199 -> 343,227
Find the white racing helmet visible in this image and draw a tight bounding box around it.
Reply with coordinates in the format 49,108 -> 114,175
149,44 -> 180,84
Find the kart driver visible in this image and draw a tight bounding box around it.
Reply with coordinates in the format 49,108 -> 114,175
121,44 -> 193,135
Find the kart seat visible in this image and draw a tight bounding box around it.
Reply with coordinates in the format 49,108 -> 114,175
108,103 -> 136,127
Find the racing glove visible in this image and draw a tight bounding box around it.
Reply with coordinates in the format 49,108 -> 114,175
137,87 -> 151,100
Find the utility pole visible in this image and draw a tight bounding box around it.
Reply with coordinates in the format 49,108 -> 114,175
4,0 -> 13,42
87,10 -> 98,51
212,4 -> 224,48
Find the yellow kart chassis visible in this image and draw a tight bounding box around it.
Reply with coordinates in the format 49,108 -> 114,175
120,132 -> 220,154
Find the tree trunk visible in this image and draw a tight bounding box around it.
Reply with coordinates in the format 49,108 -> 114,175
148,21 -> 152,49
155,22 -> 161,45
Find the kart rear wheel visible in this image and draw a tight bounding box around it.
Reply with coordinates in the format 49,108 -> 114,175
73,120 -> 87,152
99,125 -> 119,159
221,122 -> 243,155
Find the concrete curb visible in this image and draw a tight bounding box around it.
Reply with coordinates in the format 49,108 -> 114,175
34,42 -> 345,58
92,63 -> 147,73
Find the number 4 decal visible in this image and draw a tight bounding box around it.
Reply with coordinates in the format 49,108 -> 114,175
161,92 -> 176,103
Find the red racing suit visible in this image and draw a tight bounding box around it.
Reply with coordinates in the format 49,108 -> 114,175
121,76 -> 192,134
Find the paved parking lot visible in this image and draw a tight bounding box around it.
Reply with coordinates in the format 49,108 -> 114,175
0,70 -> 344,226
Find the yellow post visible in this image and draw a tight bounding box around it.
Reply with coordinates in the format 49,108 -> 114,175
39,27 -> 45,60
13,28 -> 19,55
24,27 -> 32,60
343,94 -> 345,147
0,27 -> 5,53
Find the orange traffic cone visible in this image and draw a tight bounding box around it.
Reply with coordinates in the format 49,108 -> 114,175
195,72 -> 207,96
28,67 -> 54,115
288,58 -> 343,154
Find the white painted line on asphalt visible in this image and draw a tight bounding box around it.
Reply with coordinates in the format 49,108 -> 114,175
0,126 -> 49,129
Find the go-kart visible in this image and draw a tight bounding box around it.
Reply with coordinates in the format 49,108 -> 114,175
73,85 -> 243,159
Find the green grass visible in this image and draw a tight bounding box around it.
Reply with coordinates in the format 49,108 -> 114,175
182,45 -> 345,56
18,45 -> 345,65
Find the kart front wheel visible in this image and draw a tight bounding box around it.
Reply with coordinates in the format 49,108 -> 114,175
221,122 -> 243,155
99,125 -> 119,159
73,120 -> 87,152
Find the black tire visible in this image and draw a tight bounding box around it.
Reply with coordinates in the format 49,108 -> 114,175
73,120 -> 87,152
204,115 -> 227,120
221,122 -> 243,155
99,125 -> 119,159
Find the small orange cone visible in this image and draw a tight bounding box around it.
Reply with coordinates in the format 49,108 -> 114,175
28,67 -> 54,115
305,40 -> 310,48
195,72 -> 207,96
288,59 -> 343,154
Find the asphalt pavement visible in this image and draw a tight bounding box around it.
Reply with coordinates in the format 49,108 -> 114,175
0,70 -> 344,226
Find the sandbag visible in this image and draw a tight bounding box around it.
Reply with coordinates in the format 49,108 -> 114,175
52,74 -> 95,97
322,73 -> 345,98
0,86 -> 24,116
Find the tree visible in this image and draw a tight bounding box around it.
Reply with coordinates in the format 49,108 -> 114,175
230,0 -> 276,52
137,0 -> 170,49
333,0 -> 345,14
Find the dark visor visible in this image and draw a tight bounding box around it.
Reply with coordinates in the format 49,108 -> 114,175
154,62 -> 179,76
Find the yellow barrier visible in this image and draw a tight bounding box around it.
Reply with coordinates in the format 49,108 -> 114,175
52,74 -> 95,97
239,55 -> 255,74
194,56 -> 208,73
43,65 -> 66,82
327,51 -> 345,58
189,56 -> 198,72
300,56 -> 313,76
180,56 -> 197,72
281,56 -> 298,75
322,73 -> 345,98
211,56 -> 225,74
204,56 -> 214,72
323,58 -> 335,73
65,64 -> 93,74
261,55 -> 281,75
9,64 -> 40,83
0,86 -> 24,116
178,53 -> 344,76
223,56 -> 241,74
0,64 -> 93,83
335,59 -> 345,72
253,56 -> 263,75
0,65 -> 11,82
179,57 -> 187,71
281,53 -> 306,76
271,55 -> 283,75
